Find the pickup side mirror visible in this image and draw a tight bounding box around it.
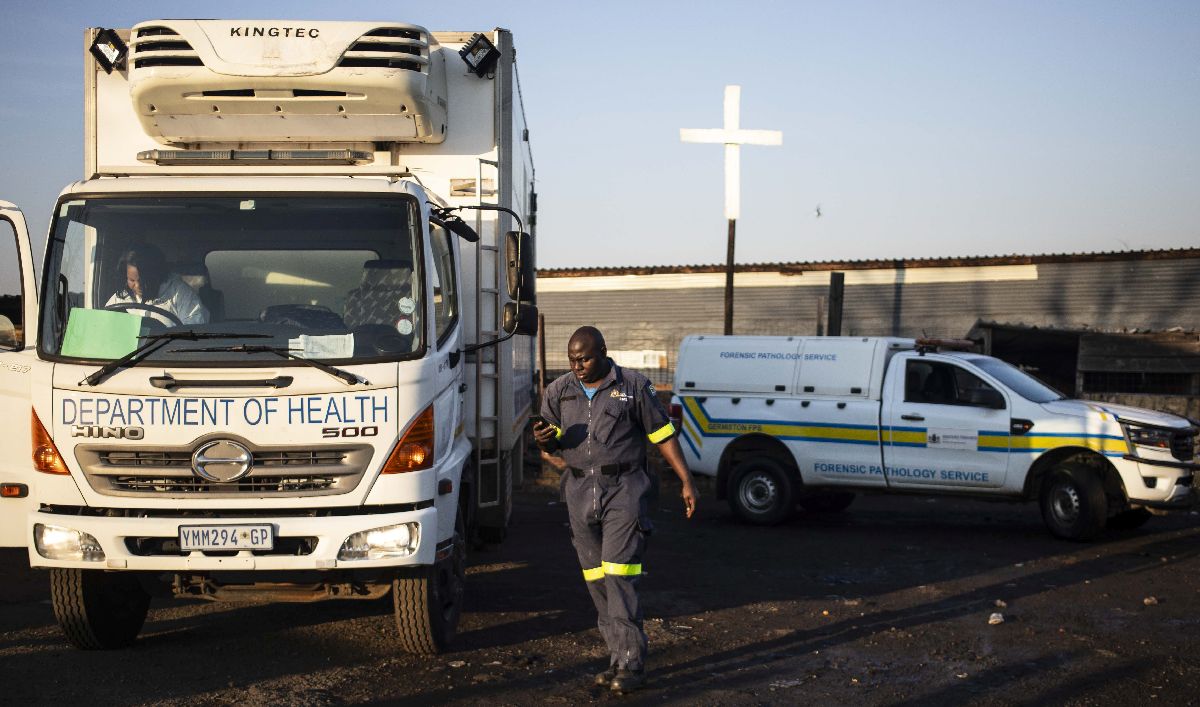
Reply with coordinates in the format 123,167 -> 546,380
503,302 -> 538,336
505,231 -> 536,303
968,388 -> 1006,410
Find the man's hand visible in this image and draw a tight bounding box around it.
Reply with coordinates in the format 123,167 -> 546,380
540,449 -> 567,472
532,420 -> 557,450
680,478 -> 698,519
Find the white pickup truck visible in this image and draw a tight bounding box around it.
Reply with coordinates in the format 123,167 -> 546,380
672,336 -> 1197,539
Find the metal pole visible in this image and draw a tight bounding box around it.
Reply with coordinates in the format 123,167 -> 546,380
827,271 -> 845,337
724,218 -> 736,335
537,313 -> 547,405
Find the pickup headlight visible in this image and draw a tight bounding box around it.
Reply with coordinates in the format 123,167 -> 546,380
1124,424 -> 1173,450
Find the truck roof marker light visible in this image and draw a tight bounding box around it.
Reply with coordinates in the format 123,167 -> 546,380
383,406 -> 435,473
32,409 -> 69,475
136,149 -> 375,166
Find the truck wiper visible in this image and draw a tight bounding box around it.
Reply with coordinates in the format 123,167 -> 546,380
174,344 -> 366,386
80,331 -> 271,387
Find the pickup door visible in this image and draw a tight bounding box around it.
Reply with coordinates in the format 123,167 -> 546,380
0,203 -> 38,546
880,353 -> 1011,489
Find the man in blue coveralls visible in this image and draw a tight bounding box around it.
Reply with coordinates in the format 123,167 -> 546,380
534,326 -> 698,693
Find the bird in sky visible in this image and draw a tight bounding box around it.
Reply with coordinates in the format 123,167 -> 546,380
814,204 -> 822,219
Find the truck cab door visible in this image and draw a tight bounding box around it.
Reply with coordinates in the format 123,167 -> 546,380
881,354 -> 1010,489
0,202 -> 38,546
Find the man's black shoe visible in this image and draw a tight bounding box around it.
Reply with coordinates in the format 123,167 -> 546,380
594,665 -> 618,687
610,669 -> 645,693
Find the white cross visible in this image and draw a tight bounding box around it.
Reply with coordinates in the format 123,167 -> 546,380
680,85 -> 783,220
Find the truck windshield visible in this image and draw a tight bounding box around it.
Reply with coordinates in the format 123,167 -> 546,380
971,357 -> 1066,403
40,195 -> 424,364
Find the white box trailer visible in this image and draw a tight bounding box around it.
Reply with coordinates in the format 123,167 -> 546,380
0,19 -> 538,652
672,335 -> 1198,539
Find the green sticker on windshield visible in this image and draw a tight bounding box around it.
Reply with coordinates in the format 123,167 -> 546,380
61,309 -> 142,359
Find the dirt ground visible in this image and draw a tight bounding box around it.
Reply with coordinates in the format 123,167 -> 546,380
2,471 -> 1200,706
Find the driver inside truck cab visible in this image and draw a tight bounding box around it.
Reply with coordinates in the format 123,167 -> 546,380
104,243 -> 209,326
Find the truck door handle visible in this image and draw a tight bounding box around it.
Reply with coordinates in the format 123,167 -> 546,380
901,414 -> 925,422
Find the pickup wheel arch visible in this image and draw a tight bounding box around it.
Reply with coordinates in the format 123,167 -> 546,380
1023,447 -> 1126,505
717,434 -> 799,501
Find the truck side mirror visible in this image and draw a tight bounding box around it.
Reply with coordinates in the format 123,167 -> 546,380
504,231 -> 535,302
502,302 -> 538,336
969,388 -> 1006,409
432,213 -> 479,243
0,315 -> 15,349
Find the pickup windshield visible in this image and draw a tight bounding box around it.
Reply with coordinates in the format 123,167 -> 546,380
971,357 -> 1066,403
41,195 -> 423,364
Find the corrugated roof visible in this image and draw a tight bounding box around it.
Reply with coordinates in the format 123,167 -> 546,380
971,319 -> 1199,336
538,246 -> 1200,278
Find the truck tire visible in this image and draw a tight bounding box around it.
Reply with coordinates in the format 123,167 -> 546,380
393,513 -> 466,654
1040,463 -> 1107,541
1107,507 -> 1152,531
728,458 -> 795,525
798,491 -> 856,514
49,569 -> 150,650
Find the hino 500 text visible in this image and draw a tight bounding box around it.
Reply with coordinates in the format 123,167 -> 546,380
0,19 -> 538,652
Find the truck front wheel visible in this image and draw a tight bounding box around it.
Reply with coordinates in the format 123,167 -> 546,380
728,458 -> 795,525
49,569 -> 150,650
1040,463 -> 1107,541
393,513 -> 466,654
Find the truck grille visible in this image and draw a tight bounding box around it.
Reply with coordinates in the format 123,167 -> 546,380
76,444 -> 374,498
130,26 -> 203,69
110,475 -> 338,494
99,449 -> 350,468
1171,431 -> 1196,462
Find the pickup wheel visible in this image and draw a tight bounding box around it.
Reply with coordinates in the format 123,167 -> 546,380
1039,463 -> 1108,541
49,569 -> 150,650
1107,507 -> 1152,531
798,491 -> 856,514
728,458 -> 795,525
393,512 -> 466,654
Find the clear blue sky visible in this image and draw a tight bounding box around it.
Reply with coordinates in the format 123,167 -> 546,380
0,1 -> 1197,269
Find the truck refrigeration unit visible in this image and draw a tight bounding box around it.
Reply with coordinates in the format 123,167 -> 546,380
0,20 -> 539,652
672,336 -> 1198,540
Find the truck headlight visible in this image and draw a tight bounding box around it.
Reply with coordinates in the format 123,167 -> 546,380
34,524 -> 105,562
338,523 -> 419,561
1125,425 -> 1173,450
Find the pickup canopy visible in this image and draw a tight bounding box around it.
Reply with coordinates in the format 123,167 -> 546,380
675,335 -> 914,399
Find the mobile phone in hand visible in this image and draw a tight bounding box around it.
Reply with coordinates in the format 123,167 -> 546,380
529,415 -> 545,427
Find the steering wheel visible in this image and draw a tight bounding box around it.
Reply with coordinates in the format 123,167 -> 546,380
104,302 -> 184,327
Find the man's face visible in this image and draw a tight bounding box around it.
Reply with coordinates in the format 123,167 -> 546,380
568,337 -> 606,384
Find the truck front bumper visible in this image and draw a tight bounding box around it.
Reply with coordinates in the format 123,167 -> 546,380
1119,455 -> 1197,509
26,505 -> 437,571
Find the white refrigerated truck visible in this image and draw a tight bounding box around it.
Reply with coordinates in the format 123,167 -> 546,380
672,336 -> 1198,539
0,20 -> 538,652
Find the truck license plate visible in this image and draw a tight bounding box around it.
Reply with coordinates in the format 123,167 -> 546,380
179,524 -> 274,551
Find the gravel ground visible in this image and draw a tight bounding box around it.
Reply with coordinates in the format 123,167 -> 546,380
3,473 -> 1199,706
